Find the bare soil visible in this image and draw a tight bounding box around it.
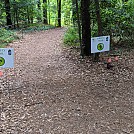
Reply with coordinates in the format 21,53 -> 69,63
0,28 -> 134,134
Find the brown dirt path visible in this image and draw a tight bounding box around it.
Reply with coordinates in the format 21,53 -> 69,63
0,28 -> 134,134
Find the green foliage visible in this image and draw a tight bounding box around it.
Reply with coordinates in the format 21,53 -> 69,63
62,0 -> 72,25
63,27 -> 79,46
0,0 -> 133,48
23,24 -> 55,32
0,28 -> 18,47
100,0 -> 134,45
0,0 -> 73,27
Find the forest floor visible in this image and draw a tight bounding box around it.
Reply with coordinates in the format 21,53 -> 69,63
0,28 -> 134,134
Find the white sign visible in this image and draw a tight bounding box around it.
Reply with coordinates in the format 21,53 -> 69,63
0,48 -> 14,68
91,36 -> 110,53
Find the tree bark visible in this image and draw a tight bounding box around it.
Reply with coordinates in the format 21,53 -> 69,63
27,6 -> 30,24
75,0 -> 82,56
94,0 -> 103,61
30,7 -> 34,24
43,0 -> 48,24
37,0 -> 41,9
57,0 -> 61,27
13,0 -> 16,28
72,0 -> 77,25
37,0 -> 41,22
81,0 -> 91,56
95,0 -> 102,36
5,0 -> 12,28
15,9 -> 19,28
48,0 -> 50,24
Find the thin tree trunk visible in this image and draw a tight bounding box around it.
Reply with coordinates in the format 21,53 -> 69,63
16,10 -> 19,28
13,0 -> 16,28
38,0 -> 41,9
48,0 -> 50,24
5,0 -> 12,28
27,6 -> 30,24
94,0 -> 103,61
37,0 -> 41,22
43,0 -> 48,24
95,0 -> 102,36
30,7 -> 34,24
13,8 -> 16,28
72,0 -> 76,25
57,0 -> 61,27
75,0 -> 82,56
81,0 -> 91,56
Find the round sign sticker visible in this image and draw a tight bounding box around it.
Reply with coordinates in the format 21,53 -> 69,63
0,57 -> 5,66
97,43 -> 104,51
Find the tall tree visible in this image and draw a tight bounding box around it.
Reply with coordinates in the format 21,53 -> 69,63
57,0 -> 61,27
27,6 -> 30,24
48,0 -> 50,24
43,0 -> 48,24
37,0 -> 41,9
75,0 -> 82,56
37,0 -> 41,22
13,0 -> 19,28
72,0 -> 77,25
81,0 -> 91,56
94,0 -> 103,61
5,0 -> 12,27
95,0 -> 102,36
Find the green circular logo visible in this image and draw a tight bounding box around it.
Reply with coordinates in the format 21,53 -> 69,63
0,57 -> 5,66
97,43 -> 104,51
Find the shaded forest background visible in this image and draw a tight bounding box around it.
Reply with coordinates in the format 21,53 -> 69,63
0,0 -> 134,54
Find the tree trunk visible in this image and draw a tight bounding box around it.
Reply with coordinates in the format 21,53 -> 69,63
43,0 -> 48,24
38,0 -> 41,9
95,0 -> 102,36
5,0 -> 12,28
75,0 -> 82,56
13,2 -> 16,28
37,0 -> 41,22
27,6 -> 30,24
15,9 -> 19,28
72,0 -> 76,25
48,0 -> 50,24
81,0 -> 91,56
57,0 -> 61,27
13,0 -> 19,28
94,0 -> 103,61
30,7 -> 34,24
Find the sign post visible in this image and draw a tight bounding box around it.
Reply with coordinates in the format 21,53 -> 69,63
91,36 -> 110,53
0,48 -> 14,68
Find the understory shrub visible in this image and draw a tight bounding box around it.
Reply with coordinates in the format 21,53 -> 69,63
0,28 -> 18,47
64,27 -> 79,46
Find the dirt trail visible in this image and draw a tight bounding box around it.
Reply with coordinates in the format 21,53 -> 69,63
0,28 -> 134,134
